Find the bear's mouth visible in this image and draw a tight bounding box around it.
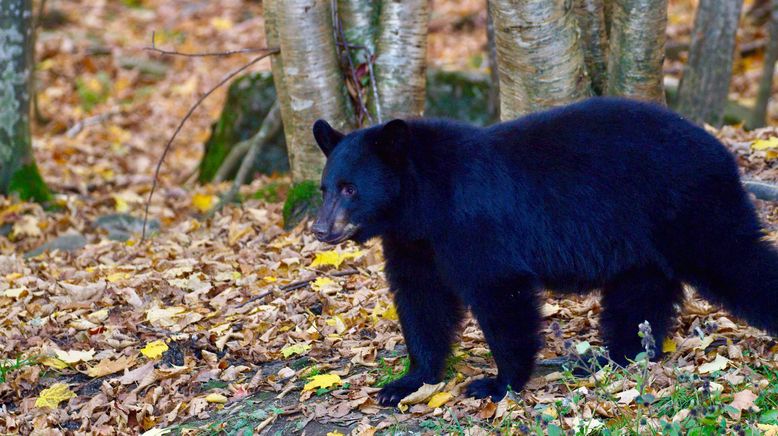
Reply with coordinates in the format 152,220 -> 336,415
318,223 -> 359,244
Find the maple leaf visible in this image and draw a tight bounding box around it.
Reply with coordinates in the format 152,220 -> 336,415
35,383 -> 76,409
303,374 -> 343,391
86,355 -> 138,378
141,340 -> 169,359
281,343 -> 311,358
310,250 -> 363,269
727,389 -> 759,419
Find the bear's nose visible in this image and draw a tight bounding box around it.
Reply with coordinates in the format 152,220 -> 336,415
311,221 -> 330,240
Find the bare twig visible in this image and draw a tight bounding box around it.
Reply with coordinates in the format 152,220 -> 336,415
66,109 -> 120,137
337,42 -> 382,124
141,49 -> 278,241
236,269 -> 360,309
145,31 -> 275,58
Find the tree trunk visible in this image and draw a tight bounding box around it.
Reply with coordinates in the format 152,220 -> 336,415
272,0 -> 353,183
486,1 -> 500,120
338,0 -> 378,53
574,0 -> 609,95
373,0 -> 430,120
606,0 -> 668,103
677,0 -> 744,127
0,0 -> 49,201
489,0 -> 592,120
751,0 -> 778,128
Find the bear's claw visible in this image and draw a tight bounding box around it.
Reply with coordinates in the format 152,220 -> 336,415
466,377 -> 508,402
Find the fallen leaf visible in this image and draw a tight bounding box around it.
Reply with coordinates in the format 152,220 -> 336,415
3,287 -> 28,298
35,383 -> 76,409
397,382 -> 445,411
310,250 -> 363,269
698,354 -> 730,374
281,343 -> 311,358
303,374 -> 343,391
427,391 -> 453,408
752,137 -> 778,150
86,355 -> 138,377
146,306 -> 186,327
192,193 -> 215,212
205,393 -> 228,404
55,349 -> 96,364
616,388 -> 640,405
541,302 -> 560,317
141,340 -> 169,359
39,356 -> 69,370
728,389 -> 760,419
662,338 -> 676,353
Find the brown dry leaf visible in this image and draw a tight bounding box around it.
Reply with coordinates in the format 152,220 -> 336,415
86,354 -> 138,378
397,382 -> 445,411
727,389 -> 760,419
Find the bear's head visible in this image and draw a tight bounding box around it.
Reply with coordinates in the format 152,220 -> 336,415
310,118 -> 409,244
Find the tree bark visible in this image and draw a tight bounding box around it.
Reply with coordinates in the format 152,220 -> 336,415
373,0 -> 430,120
677,0 -> 744,126
489,0 -> 592,120
271,0 -> 352,183
606,0 -> 668,103
752,0 -> 778,128
338,0 -> 378,53
0,0 -> 49,201
574,0 -> 609,95
486,1 -> 500,120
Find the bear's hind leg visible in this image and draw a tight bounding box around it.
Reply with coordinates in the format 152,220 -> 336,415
466,275 -> 542,401
600,266 -> 683,366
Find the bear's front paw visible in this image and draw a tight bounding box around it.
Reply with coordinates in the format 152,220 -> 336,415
376,377 -> 425,407
466,377 -> 507,402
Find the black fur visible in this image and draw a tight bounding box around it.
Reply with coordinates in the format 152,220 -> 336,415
312,97 -> 778,405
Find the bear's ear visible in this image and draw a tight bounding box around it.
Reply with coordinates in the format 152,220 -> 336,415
374,119 -> 410,166
313,119 -> 345,157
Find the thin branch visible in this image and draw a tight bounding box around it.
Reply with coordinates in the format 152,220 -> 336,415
236,269 -> 360,309
210,101 -> 283,216
141,49 -> 278,240
335,42 -> 382,124
145,31 -> 276,58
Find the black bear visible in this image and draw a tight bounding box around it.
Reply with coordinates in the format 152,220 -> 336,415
310,97 -> 778,406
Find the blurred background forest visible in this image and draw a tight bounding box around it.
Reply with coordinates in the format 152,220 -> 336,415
1,0 -> 778,434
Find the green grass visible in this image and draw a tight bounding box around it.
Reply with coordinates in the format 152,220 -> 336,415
0,356 -> 34,383
374,357 -> 410,388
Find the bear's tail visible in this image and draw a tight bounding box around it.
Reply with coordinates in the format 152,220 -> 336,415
692,238 -> 778,336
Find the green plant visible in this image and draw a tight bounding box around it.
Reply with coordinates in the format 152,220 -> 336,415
374,356 -> 410,388
0,356 -> 34,383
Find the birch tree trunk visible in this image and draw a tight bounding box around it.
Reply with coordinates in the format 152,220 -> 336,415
373,0 -> 429,120
489,0 -> 592,120
574,0 -> 609,95
606,0 -> 668,103
486,1 -> 500,120
338,0 -> 378,53
273,0 -> 353,183
677,0 -> 744,126
0,0 -> 49,201
751,0 -> 777,128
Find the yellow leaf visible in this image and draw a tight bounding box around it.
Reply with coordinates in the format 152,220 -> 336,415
210,17 -> 233,31
55,349 -> 95,364
327,432 -> 345,436
141,340 -> 169,359
398,382 -> 445,408
751,137 -> 778,151
427,392 -> 453,408
106,272 -> 130,283
86,355 -> 138,378
113,194 -> 129,212
311,277 -> 341,294
698,354 -> 730,374
205,393 -> 228,403
3,287 -> 28,298
281,343 -> 311,358
146,306 -> 186,326
303,374 -> 343,391
662,338 -> 677,353
758,423 -> 778,436
192,193 -> 215,213
35,383 -> 76,409
310,250 -> 363,269
325,316 -> 347,334
39,356 -> 69,370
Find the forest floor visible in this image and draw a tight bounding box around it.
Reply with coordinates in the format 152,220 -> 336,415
1,0 -> 778,434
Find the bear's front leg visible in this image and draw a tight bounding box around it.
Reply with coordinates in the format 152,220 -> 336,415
466,276 -> 542,402
377,239 -> 465,407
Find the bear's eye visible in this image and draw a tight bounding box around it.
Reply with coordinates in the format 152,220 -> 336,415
341,184 -> 356,197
